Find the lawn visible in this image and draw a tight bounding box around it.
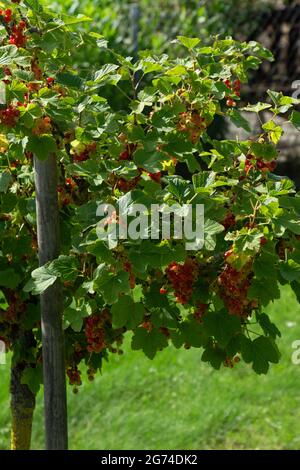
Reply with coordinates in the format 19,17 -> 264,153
1,285 -> 300,450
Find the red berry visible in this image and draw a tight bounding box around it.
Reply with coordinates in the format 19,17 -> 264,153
260,237 -> 267,246
46,77 -> 54,84
119,150 -> 130,160
226,99 -> 236,107
148,171 -> 161,183
160,287 -> 167,295
233,79 -> 241,91
19,20 -> 26,29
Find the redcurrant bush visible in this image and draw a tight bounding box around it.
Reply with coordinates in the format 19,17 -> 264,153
2,3 -> 300,419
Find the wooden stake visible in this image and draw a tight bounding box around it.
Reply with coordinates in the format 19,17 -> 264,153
34,154 -> 68,450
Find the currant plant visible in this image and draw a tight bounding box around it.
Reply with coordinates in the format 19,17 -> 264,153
1,0 -> 300,450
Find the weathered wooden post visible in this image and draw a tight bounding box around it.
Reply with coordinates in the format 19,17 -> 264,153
34,153 -> 68,450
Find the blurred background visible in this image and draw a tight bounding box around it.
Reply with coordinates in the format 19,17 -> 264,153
46,0 -> 300,185
1,0 -> 300,450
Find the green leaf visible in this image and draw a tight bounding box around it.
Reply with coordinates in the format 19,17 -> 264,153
203,312 -> 241,348
241,103 -> 271,113
252,337 -> 280,374
0,171 -> 13,193
94,64 -> 119,83
240,335 -> 280,374
180,319 -> 207,348
24,266 -> 57,295
134,149 -> 163,172
280,259 -> 300,282
289,110 -> 300,130
93,267 -> 130,304
250,142 -> 277,161
0,269 -> 21,289
27,135 -> 57,160
201,346 -> 226,370
0,290 -> 8,310
131,327 -> 168,359
253,251 -> 278,279
64,300 -> 91,332
262,120 -> 282,144
248,278 -> 280,306
48,255 -> 79,282
228,109 -> 251,132
56,72 -> 83,89
21,365 -> 43,395
274,215 -> 300,235
204,219 -> 224,250
257,313 -> 281,339
111,296 -> 145,329
176,36 -> 200,49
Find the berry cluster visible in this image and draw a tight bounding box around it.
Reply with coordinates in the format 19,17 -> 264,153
141,320 -> 153,332
0,8 -> 12,23
177,110 -> 206,143
116,174 -> 141,192
9,20 -> 27,48
2,292 -> 26,324
245,154 -> 277,174
66,366 -> 82,386
87,367 -> 96,382
224,78 -> 241,107
32,116 -> 52,135
193,303 -> 208,323
222,210 -> 236,230
218,263 -> 255,318
119,142 -> 137,161
72,142 -> 97,162
0,105 -> 20,127
166,259 -> 198,304
123,261 -> 136,289
57,177 -> 78,206
223,356 -> 240,368
85,315 -> 106,353
148,171 -> 161,184
158,326 -> 170,338
31,58 -> 42,80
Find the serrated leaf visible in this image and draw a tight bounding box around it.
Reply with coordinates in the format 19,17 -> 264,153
21,365 -> 43,395
257,313 -> 281,339
201,346 -> 226,369
289,110 -> 300,130
93,267 -> 130,304
56,72 -> 83,89
228,109 -> 251,132
177,36 -> 200,49
280,259 -> 300,282
131,327 -> 168,359
241,102 -> 271,113
111,296 -> 144,329
248,278 -> 280,306
203,311 -> 241,348
27,135 -> 57,160
250,142 -> 277,161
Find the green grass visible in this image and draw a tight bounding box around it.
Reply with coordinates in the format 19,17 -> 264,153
1,285 -> 300,450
